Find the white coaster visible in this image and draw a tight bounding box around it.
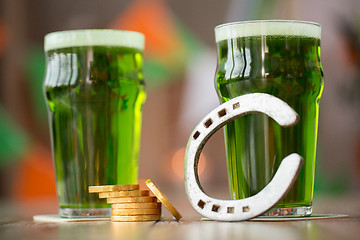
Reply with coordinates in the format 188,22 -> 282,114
33,215 -> 110,222
250,214 -> 349,221
201,214 -> 348,222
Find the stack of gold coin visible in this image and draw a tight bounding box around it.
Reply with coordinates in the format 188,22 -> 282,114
89,184 -> 161,222
89,180 -> 182,222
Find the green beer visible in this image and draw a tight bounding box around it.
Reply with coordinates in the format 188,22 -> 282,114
44,30 -> 145,217
215,21 -> 323,216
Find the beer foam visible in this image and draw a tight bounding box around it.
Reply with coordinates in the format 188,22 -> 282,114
44,29 -> 145,52
215,20 -> 321,42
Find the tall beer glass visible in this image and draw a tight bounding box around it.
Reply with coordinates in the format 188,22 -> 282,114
215,20 -> 323,216
44,30 -> 146,217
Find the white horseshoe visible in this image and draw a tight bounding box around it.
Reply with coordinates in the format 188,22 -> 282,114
184,93 -> 304,221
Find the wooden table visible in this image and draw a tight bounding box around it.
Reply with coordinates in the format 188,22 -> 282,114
1,195 -> 359,240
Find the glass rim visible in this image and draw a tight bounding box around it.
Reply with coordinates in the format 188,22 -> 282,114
214,20 -> 321,42
44,29 -> 145,52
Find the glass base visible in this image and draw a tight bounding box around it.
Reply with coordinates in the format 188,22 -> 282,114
59,208 -> 111,218
262,206 -> 312,217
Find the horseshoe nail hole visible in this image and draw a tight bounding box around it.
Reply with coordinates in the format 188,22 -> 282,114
193,131 -> 200,140
211,204 -> 220,212
242,206 -> 250,212
197,200 -> 206,209
227,207 -> 234,214
218,109 -> 227,117
233,102 -> 240,110
204,118 -> 213,128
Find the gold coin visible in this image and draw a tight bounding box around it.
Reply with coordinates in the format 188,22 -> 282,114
111,215 -> 160,222
98,190 -> 149,198
111,208 -> 161,216
145,179 -> 182,220
111,202 -> 161,209
107,196 -> 158,204
89,184 -> 139,193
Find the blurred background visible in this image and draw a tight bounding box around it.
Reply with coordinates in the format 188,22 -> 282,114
0,0 -> 359,217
